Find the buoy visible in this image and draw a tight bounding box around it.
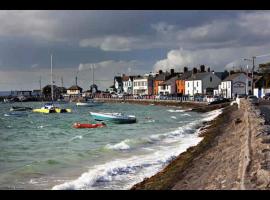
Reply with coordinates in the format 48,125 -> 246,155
73,122 -> 106,128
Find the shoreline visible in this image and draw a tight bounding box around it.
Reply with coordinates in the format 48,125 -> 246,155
131,100 -> 270,190
94,98 -> 231,113
131,104 -> 234,190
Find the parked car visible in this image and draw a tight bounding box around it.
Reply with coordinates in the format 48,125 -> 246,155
208,97 -> 230,105
247,95 -> 259,105
237,94 -> 247,99
263,93 -> 270,100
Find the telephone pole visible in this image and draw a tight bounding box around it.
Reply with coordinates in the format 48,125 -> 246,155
244,56 -> 256,95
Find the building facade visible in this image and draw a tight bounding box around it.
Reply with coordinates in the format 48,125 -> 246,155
122,75 -> 134,94
114,76 -> 123,94
219,73 -> 252,99
185,72 -> 221,96
133,76 -> 153,95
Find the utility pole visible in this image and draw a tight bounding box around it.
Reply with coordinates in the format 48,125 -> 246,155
244,56 -> 256,95
61,76 -> 64,88
51,54 -> 54,102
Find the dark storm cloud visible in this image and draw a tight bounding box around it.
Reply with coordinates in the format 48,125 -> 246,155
1,10 -> 270,90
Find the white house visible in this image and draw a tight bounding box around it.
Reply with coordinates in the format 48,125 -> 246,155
219,73 -> 252,99
185,72 -> 221,96
133,76 -> 154,95
122,75 -> 134,94
158,76 -> 178,95
67,85 -> 82,95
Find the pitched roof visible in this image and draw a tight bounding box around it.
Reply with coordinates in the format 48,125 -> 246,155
159,76 -> 179,85
177,71 -> 192,80
154,72 -> 171,81
223,72 -> 248,81
68,85 -> 82,90
187,72 -> 216,81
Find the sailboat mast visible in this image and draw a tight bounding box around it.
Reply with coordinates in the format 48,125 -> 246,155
92,64 -> 95,85
51,54 -> 54,102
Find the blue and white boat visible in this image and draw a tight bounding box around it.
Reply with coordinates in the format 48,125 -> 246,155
90,112 -> 136,124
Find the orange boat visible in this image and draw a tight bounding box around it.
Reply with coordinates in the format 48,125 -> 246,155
73,122 -> 106,129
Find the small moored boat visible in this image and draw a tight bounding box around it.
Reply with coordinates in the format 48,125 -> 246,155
76,100 -> 103,107
33,103 -> 71,113
4,112 -> 28,117
72,122 -> 106,128
10,106 -> 33,111
90,112 -> 137,124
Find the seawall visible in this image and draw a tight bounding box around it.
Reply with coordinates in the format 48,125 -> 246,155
131,100 -> 270,190
95,98 -> 230,113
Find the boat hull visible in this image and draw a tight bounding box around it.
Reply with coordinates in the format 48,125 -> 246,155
90,112 -> 136,124
33,108 -> 71,113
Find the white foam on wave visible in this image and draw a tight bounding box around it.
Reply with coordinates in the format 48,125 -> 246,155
167,109 -> 185,113
201,108 -> 223,122
52,108 -> 223,190
105,139 -> 131,150
69,135 -> 83,141
52,135 -> 202,190
170,116 -> 177,119
182,113 -> 191,116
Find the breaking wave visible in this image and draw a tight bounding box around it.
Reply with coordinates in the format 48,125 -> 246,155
167,109 -> 185,113
105,139 -> 131,150
52,108 -> 223,190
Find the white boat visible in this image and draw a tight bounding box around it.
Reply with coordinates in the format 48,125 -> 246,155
76,100 -> 103,107
90,112 -> 136,124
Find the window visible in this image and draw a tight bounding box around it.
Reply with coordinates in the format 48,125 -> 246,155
210,77 -> 212,82
188,82 -> 189,87
248,81 -> 251,87
197,81 -> 198,87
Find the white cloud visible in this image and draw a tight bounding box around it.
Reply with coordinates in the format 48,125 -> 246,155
79,36 -> 142,51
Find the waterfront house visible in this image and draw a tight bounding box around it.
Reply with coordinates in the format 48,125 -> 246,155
114,76 -> 123,94
219,72 -> 252,99
153,70 -> 172,95
176,68 -> 192,95
67,85 -> 83,95
133,75 -> 154,96
42,85 -> 62,100
122,75 -> 135,94
185,69 -> 221,96
158,75 -> 179,95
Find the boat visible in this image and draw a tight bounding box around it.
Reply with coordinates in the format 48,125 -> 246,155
33,103 -> 71,113
10,106 -> 33,111
33,54 -> 72,114
76,100 -> 103,107
72,122 -> 106,128
90,112 -> 137,124
4,112 -> 28,117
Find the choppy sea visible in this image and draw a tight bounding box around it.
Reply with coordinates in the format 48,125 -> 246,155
0,101 -> 222,189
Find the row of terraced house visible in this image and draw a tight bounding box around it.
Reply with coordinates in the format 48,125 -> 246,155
111,65 -> 270,99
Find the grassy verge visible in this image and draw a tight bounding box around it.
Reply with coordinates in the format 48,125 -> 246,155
131,104 -> 236,190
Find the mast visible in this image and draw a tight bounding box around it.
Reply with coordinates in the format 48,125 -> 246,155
92,64 -> 95,85
51,54 -> 54,102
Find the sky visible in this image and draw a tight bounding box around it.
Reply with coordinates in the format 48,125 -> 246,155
1,10 -> 270,91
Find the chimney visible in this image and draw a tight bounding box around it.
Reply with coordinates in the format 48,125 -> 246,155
200,65 -> 205,72
170,69 -> 174,75
184,67 -> 188,73
193,67 -> 198,74
159,70 -> 163,74
207,67 -> 210,72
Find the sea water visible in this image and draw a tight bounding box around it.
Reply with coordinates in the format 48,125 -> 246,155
0,101 -> 222,190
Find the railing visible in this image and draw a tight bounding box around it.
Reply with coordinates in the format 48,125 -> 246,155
92,94 -> 209,103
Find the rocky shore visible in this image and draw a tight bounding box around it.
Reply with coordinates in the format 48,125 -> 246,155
131,100 -> 270,190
